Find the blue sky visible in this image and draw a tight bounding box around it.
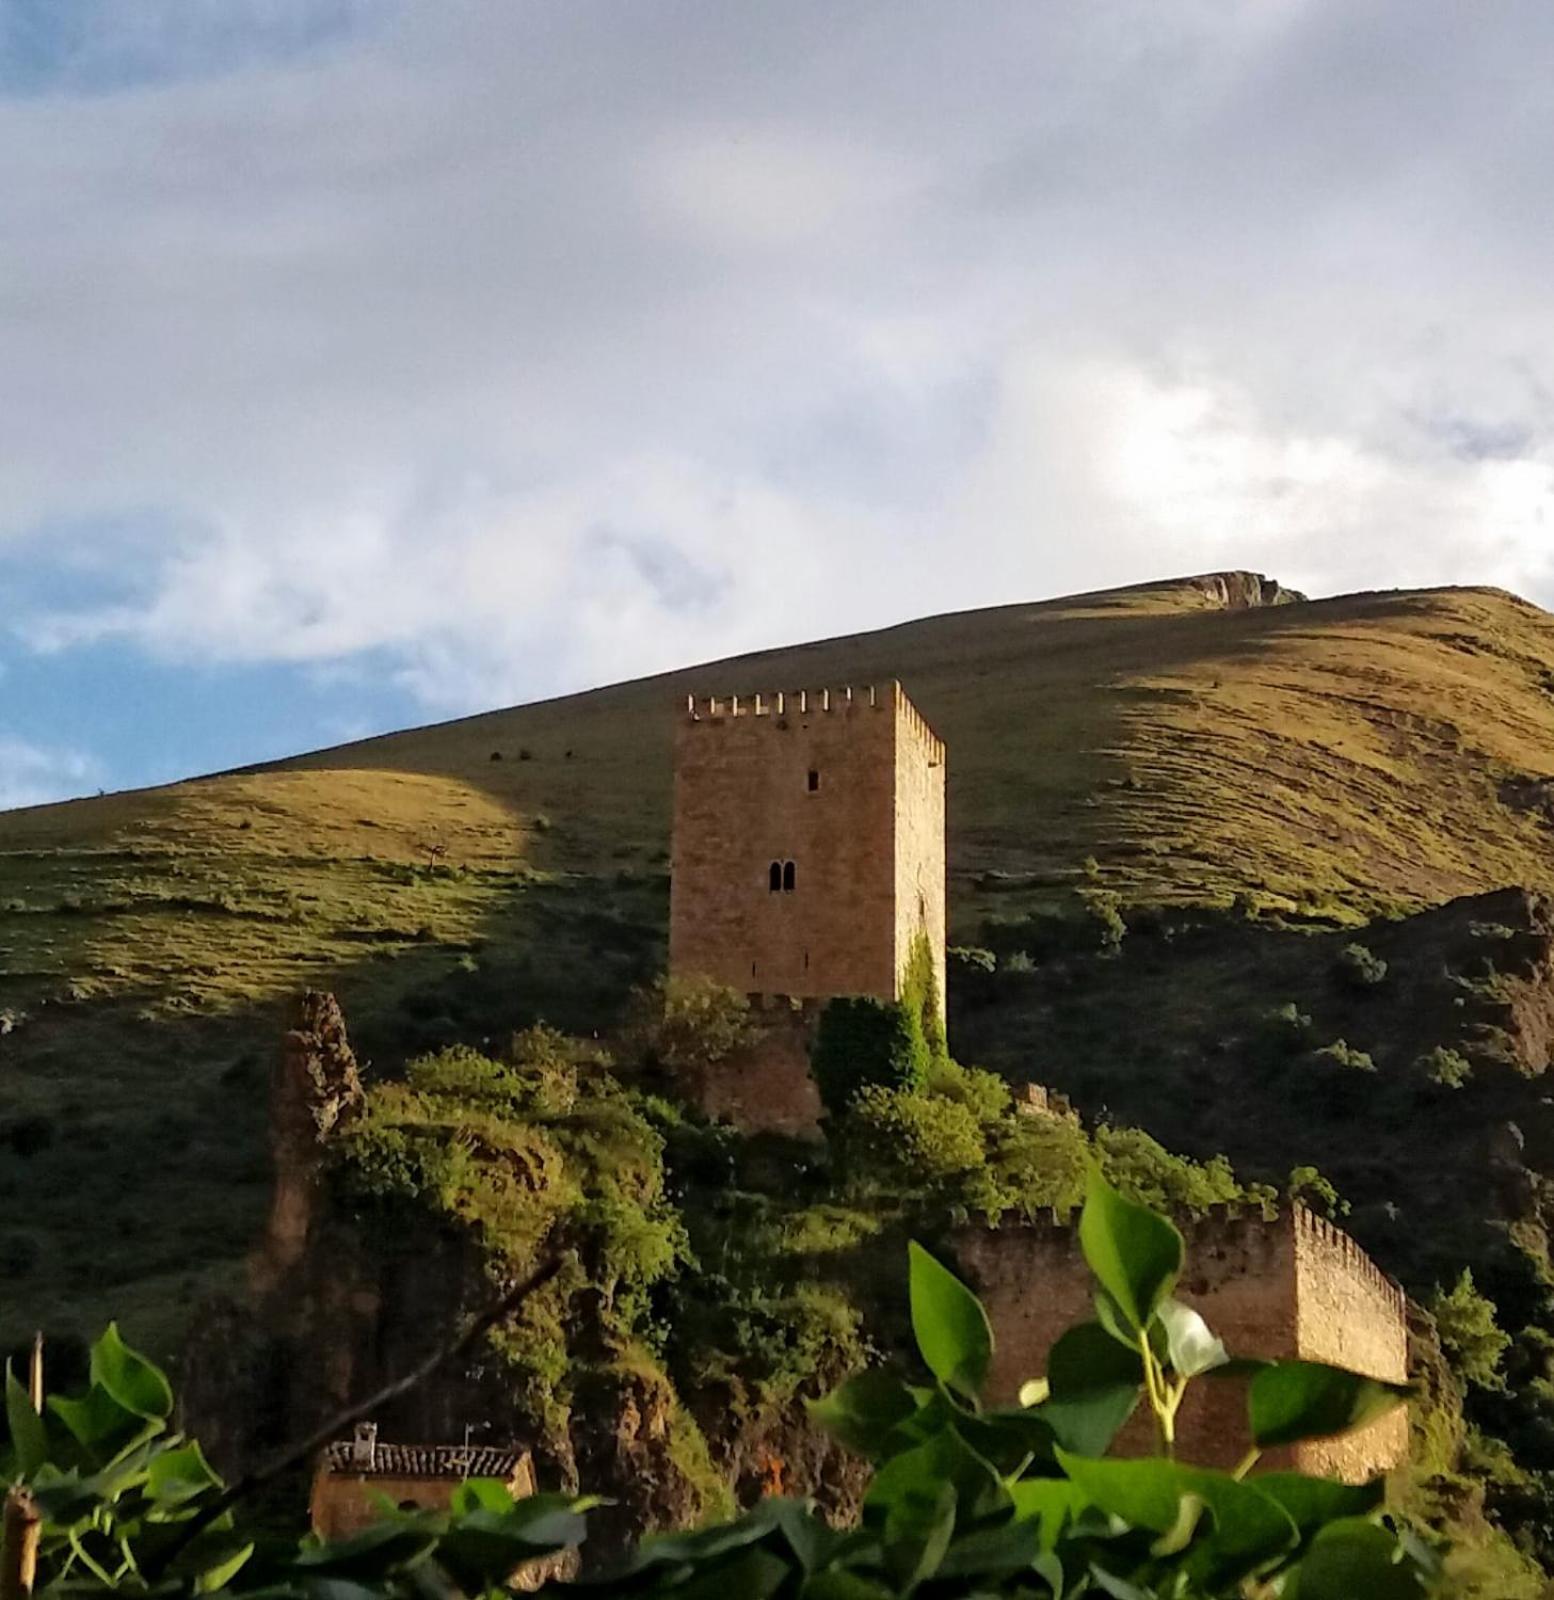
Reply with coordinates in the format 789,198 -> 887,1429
2,0 -> 1553,806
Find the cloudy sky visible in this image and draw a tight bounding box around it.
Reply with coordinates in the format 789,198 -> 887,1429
2,0 -> 1552,804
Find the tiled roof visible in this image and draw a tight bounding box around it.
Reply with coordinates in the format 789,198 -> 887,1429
320,1440 -> 529,1480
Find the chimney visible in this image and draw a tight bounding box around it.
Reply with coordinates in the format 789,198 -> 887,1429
352,1421 -> 378,1470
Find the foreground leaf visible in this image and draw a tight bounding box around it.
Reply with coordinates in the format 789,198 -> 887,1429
5,1363 -> 47,1477
907,1242 -> 993,1401
1249,1361 -> 1410,1448
1078,1173 -> 1183,1332
1286,1516 -> 1430,1598
807,1370 -> 920,1461
1041,1322 -> 1142,1457
89,1323 -> 174,1421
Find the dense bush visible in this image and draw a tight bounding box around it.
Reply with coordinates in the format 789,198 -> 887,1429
628,974 -> 752,1073
811,995 -> 931,1118
1287,1164 -> 1349,1219
1334,941 -> 1389,991
1432,1269 -> 1511,1391
1417,1046 -> 1474,1090
1311,1038 -> 1377,1073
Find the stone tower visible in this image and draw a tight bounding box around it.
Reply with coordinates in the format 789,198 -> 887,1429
669,681 -> 946,1011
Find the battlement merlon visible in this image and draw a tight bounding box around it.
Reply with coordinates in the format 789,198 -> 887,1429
679,681 -> 945,760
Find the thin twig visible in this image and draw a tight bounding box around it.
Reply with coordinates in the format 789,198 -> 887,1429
144,1255 -> 564,1579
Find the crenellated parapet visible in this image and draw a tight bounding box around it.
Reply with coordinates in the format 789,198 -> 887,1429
949,1202 -> 1408,1482
680,682 -> 945,762
1292,1205 -> 1407,1318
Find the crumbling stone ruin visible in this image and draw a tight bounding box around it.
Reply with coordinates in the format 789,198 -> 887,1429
252,989 -> 364,1293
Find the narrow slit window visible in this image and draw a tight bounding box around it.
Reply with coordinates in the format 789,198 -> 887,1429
768,861 -> 782,892
783,860 -> 796,892
807,769 -> 820,792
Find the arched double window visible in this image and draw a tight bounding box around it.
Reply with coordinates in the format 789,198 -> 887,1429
768,859 -> 797,893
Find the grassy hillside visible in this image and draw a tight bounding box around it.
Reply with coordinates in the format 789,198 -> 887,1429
6,571 -> 1554,1354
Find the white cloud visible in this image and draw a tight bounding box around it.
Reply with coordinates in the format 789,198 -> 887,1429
1,0 -> 1552,720
0,736 -> 100,810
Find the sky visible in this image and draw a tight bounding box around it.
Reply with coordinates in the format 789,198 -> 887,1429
2,0 -> 1553,806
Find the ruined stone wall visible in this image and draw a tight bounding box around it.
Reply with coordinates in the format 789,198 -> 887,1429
1291,1209 -> 1411,1479
951,1208 -> 1407,1483
683,1002 -> 823,1137
892,684 -> 948,1018
670,684 -> 939,1005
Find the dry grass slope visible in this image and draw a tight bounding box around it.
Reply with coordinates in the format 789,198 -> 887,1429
4,571 -> 1554,1349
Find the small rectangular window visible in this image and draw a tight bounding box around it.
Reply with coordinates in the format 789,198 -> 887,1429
807,769 -> 820,792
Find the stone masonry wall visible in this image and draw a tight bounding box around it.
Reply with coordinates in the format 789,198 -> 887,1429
683,1001 -> 824,1137
1290,1209 -> 1411,1479
951,1208 -> 1407,1483
669,683 -> 944,1009
892,684 -> 948,1016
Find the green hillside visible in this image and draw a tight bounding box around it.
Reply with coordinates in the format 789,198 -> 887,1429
6,571 -> 1554,1355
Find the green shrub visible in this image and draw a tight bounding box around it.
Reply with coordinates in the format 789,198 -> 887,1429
901,930 -> 949,1063
1334,940 -> 1389,990
841,1085 -> 985,1195
1001,949 -> 1036,975
948,946 -> 996,976
1256,1001 -> 1313,1056
1288,1164 -> 1349,1218
1432,1268 -> 1511,1391
1311,1038 -> 1377,1072
1092,1125 -> 1245,1214
1418,1045 -> 1474,1089
810,994 -> 930,1118
629,974 -> 752,1073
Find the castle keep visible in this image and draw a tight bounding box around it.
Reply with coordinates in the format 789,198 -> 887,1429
670,681 -> 946,1009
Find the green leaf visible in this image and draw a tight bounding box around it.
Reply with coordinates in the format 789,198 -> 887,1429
882,1479 -> 956,1591
1249,1361 -> 1410,1447
1079,1172 -> 1184,1332
799,1574 -> 894,1600
807,1370 -> 921,1461
956,1406 -> 1058,1475
1054,1451 -> 1183,1534
145,1440 -> 223,1505
867,1424 -> 1008,1528
1255,1473 -> 1385,1541
166,1528 -> 256,1594
47,1385 -> 157,1466
1174,1465 -> 1299,1586
1286,1517 -> 1430,1599
1008,1478 -> 1090,1551
292,1519 -> 440,1577
907,1242 -> 993,1401
1157,1299 -> 1229,1377
449,1477 -> 514,1516
1041,1322 -> 1143,1457
934,1516 -> 1045,1580
770,1498 -> 841,1574
673,1547 -> 792,1600
89,1323 -> 173,1421
5,1363 -> 47,1477
623,1501 -> 784,1573
1057,1453 -> 1298,1589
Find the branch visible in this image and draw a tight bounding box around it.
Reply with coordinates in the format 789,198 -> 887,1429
145,1255 -> 564,1579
